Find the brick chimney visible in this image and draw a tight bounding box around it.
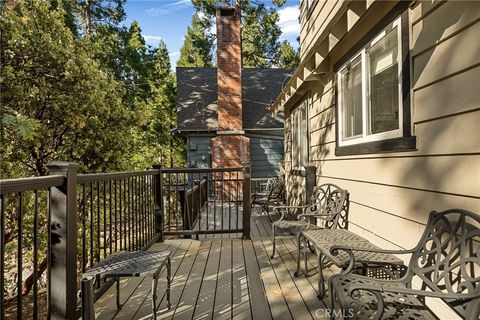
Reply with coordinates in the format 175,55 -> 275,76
211,6 -> 250,171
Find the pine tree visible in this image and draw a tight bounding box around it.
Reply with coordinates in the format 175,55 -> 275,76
146,41 -> 185,167
189,0 -> 287,68
1,0 -> 132,177
177,12 -> 215,67
277,40 -> 300,68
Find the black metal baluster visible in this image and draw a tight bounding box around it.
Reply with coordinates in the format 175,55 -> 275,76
141,176 -> 145,245
140,176 -> 143,247
0,194 -> 4,319
236,170 -> 240,231
136,176 -> 140,248
196,172 -> 200,237
114,179 -> 118,252
129,177 -> 132,251
46,188 -> 51,317
17,192 -> 23,320
135,176 -> 139,249
96,181 -> 100,262
229,171 -> 232,231
89,183 -> 94,267
109,180 -> 112,254
103,181 -> 106,259
173,173 -> 178,233
213,172 -> 217,232
125,178 -> 129,251
124,178 -> 127,251
82,184 -> 86,272
184,172 -> 188,233
221,171 -> 225,233
167,174 -> 171,232
142,176 -> 146,246
152,174 -> 156,238
147,175 -> 152,241
33,190 -> 39,320
149,175 -> 153,238
205,173 -> 209,232
121,179 -> 125,251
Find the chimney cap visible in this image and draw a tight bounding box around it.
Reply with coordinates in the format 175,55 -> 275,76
217,5 -> 238,16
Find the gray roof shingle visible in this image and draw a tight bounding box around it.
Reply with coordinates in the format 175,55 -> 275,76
176,67 -> 293,131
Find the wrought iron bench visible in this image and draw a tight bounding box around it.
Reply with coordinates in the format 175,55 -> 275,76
270,183 -> 349,258
251,177 -> 285,218
328,209 -> 480,320
81,250 -> 171,320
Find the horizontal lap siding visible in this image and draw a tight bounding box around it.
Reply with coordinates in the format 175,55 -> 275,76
249,134 -> 284,178
285,1 -> 480,256
300,1 -> 344,60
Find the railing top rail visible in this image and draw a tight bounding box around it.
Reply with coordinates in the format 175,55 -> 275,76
161,167 -> 243,174
77,169 -> 160,184
0,175 -> 65,194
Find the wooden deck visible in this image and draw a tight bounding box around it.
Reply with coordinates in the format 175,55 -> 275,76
94,210 -> 332,320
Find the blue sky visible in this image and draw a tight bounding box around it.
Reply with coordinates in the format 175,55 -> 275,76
123,0 -> 301,68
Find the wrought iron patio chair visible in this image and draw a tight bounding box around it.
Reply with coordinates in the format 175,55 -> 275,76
328,209 -> 480,320
270,183 -> 349,258
251,177 -> 285,218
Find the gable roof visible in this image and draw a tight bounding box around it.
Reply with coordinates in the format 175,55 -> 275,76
176,67 -> 293,131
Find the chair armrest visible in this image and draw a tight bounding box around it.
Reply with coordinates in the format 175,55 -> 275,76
297,212 -> 333,220
272,205 -> 308,221
330,244 -> 416,256
273,205 -> 309,210
344,281 -> 480,304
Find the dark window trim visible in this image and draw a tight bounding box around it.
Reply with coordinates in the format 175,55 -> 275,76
335,136 -> 417,156
334,3 -> 415,156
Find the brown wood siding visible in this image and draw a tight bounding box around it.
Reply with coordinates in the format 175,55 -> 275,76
287,1 -> 480,260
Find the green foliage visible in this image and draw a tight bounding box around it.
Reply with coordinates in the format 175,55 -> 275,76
0,0 -> 185,178
177,12 -> 215,67
277,40 -> 300,68
188,0 -> 291,68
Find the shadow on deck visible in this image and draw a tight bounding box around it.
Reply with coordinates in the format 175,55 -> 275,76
93,209 -> 333,320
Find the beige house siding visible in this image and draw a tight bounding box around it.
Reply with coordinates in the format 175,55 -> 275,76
284,0 -> 480,265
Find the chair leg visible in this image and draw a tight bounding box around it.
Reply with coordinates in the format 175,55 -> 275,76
166,257 -> 171,309
307,241 -> 315,254
116,278 -> 123,309
328,278 -> 336,320
151,276 -> 158,320
294,234 -> 302,277
318,253 -> 326,299
270,224 -> 276,258
304,239 -> 308,277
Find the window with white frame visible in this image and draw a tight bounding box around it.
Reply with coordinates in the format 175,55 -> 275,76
337,16 -> 403,146
291,98 -> 308,168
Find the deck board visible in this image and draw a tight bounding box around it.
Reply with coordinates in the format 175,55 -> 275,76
212,240 -> 232,319
192,240 -> 222,320
231,239 -> 251,320
94,209 -> 329,320
171,240 -> 212,320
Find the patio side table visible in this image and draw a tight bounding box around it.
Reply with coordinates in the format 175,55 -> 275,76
81,250 -> 171,320
296,229 -> 405,298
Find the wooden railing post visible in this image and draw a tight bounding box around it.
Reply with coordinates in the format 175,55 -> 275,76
46,162 -> 79,320
242,163 -> 251,240
152,164 -> 164,242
